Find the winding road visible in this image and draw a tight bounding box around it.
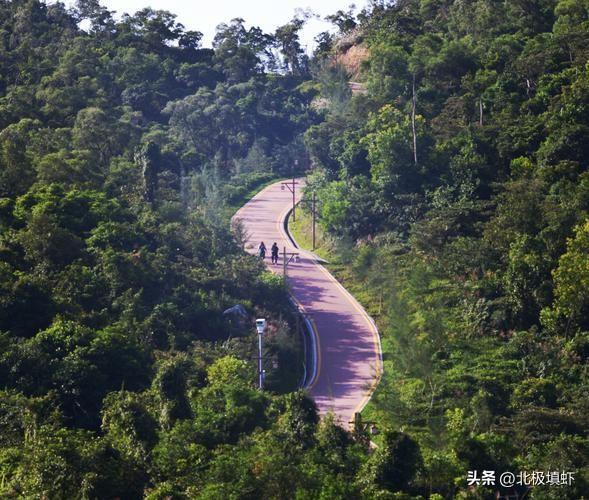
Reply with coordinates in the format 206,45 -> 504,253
233,179 -> 382,428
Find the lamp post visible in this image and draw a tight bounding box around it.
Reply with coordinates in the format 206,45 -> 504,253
255,318 -> 266,390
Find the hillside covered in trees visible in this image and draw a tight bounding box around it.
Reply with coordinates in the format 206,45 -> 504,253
302,0 -> 589,497
0,0 -> 588,498
0,0 -> 339,497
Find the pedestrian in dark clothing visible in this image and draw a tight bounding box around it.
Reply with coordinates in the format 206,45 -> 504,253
258,242 -> 266,259
271,242 -> 279,264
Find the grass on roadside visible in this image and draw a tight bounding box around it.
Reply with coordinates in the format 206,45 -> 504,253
288,207 -> 385,321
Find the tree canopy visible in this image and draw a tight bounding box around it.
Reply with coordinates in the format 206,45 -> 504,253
1,0 -> 588,497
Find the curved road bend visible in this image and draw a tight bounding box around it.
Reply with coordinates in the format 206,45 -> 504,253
232,179 -> 382,428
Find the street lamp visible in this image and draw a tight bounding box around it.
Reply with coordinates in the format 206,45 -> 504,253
256,318 -> 266,334
255,319 -> 266,390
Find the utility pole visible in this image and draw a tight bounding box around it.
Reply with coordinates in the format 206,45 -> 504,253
411,72 -> 418,165
312,191 -> 316,251
281,178 -> 298,222
292,177 -> 296,221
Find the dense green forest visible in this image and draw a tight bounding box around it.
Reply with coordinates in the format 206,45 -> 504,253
0,0 -> 339,497
0,0 -> 588,498
301,0 -> 589,497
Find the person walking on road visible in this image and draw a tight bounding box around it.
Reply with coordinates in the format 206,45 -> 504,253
271,242 -> 279,264
258,241 -> 266,259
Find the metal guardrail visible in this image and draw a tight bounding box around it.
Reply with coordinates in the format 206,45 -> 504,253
289,296 -> 318,389
282,204 -> 319,390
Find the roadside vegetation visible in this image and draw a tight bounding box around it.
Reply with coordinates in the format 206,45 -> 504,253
0,1 -> 318,496
0,0 -> 588,497
300,0 -> 589,497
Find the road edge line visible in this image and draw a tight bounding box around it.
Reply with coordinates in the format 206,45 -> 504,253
275,189 -> 321,392
281,183 -> 384,420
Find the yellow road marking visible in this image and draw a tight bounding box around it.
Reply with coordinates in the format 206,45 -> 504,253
290,294 -> 321,390
312,262 -> 382,417
236,179 -> 382,418
274,181 -> 382,416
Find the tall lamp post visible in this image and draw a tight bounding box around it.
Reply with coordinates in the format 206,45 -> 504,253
255,318 -> 266,390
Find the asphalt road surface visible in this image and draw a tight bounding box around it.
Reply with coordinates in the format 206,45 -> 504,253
233,179 -> 382,428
